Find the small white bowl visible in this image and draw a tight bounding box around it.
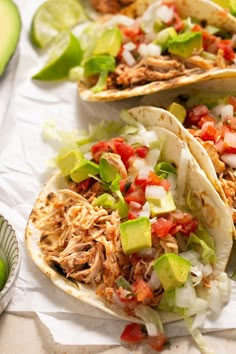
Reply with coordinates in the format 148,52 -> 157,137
0,214 -> 20,314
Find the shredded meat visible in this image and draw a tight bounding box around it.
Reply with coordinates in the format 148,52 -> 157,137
220,173 -> 236,223
110,56 -> 187,88
184,55 -> 214,70
91,0 -> 135,14
197,138 -> 225,174
216,49 -> 227,69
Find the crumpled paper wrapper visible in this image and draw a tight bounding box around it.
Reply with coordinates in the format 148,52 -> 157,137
1,0 -> 236,349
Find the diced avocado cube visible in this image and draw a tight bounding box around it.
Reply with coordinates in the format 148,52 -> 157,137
168,32 -> 203,58
70,160 -> 99,183
168,102 -> 187,124
230,0 -> 236,15
93,27 -> 122,57
84,55 -> 115,77
153,19 -> 165,33
92,193 -> 116,209
153,27 -> 177,51
120,217 -> 152,255
56,150 -> 84,177
153,253 -> 191,292
148,191 -> 176,217
99,154 -> 120,183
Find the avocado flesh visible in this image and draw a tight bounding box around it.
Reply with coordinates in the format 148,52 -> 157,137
120,217 -> 152,255
70,160 -> 99,183
57,150 -> 84,177
93,27 -> 122,57
148,191 -> 176,217
153,253 -> 191,292
0,0 -> 21,76
168,102 -> 187,124
168,32 -> 203,59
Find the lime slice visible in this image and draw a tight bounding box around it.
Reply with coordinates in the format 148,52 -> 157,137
0,257 -> 7,291
32,31 -> 83,81
30,0 -> 87,49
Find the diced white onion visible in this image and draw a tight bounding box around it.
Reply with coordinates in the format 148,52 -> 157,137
138,43 -> 161,57
129,201 -> 142,209
210,103 -> 224,118
123,41 -> 136,51
221,104 -> 234,120
84,152 -> 92,160
156,5 -> 174,23
180,250 -> 203,268
139,201 -> 151,218
105,14 -> 135,27
202,264 -> 213,277
192,311 -> 207,329
133,158 -> 147,170
145,323 -> 159,337
112,292 -> 126,309
122,49 -> 136,66
146,149 -> 160,166
138,166 -> 154,180
175,280 -> 196,308
190,266 -> 203,286
148,270 -> 161,290
145,185 -> 166,200
186,298 -> 208,317
201,121 -> 214,130
221,153 -> 236,168
150,217 -> 157,224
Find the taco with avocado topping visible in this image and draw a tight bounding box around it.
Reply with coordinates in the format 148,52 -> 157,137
77,0 -> 236,101
140,81 -> 236,235
25,107 -> 233,352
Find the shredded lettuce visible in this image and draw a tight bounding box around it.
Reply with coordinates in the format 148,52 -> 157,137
187,232 -> 216,264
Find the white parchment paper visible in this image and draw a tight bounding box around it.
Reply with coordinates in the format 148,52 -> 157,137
1,0 -> 236,349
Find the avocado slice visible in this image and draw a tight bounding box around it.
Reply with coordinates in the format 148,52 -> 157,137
0,0 -> 21,76
153,253 -> 191,292
56,150 -> 84,176
168,32 -> 203,58
168,102 -> 187,124
70,160 -> 99,183
93,27 -> 122,57
120,217 -> 152,255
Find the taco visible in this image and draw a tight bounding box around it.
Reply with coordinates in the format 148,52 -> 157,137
77,0 -> 236,102
25,107 -> 233,351
140,82 -> 236,234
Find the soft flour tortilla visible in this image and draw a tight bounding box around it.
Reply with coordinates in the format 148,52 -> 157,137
25,114 -> 233,323
78,0 -> 236,102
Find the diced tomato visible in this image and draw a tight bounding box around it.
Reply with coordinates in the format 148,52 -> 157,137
132,279 -> 153,302
228,96 -> 236,112
185,105 -> 209,127
113,140 -> 135,168
128,202 -> 142,220
135,171 -> 170,191
223,131 -> 236,153
199,124 -> 218,142
218,39 -> 235,61
119,178 -> 132,193
169,211 -> 199,236
173,11 -> 185,32
152,218 -> 173,238
120,323 -> 146,343
215,137 -> 224,155
91,141 -> 112,162
124,186 -> 146,205
119,25 -> 144,44
198,115 -> 216,128
146,334 -> 168,352
135,146 -> 149,158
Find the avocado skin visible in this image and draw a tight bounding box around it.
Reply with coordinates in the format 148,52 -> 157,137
0,0 -> 21,76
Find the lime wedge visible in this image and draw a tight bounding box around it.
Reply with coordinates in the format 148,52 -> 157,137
0,257 -> 7,291
32,31 -> 83,81
30,0 -> 87,49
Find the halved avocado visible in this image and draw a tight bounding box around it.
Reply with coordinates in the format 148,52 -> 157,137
0,0 -> 21,76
